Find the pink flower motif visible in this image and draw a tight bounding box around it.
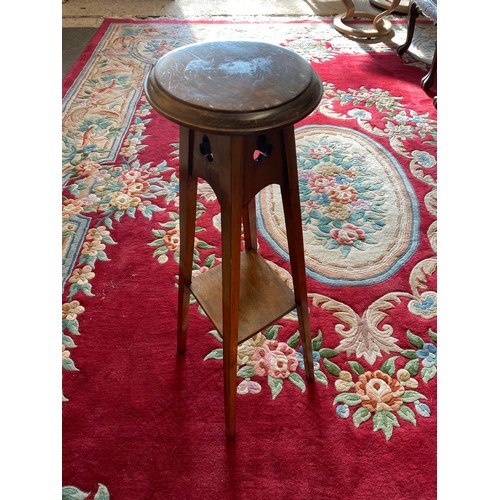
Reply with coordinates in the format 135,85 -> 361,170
252,341 -> 299,379
308,145 -> 332,159
192,266 -> 209,277
76,161 -> 101,177
305,199 -> 320,209
307,173 -> 335,194
237,380 -> 262,395
329,185 -> 358,204
330,223 -> 366,245
62,198 -> 84,219
119,169 -> 150,182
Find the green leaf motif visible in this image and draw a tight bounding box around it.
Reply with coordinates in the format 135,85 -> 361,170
323,358 -> 341,377
204,254 -> 216,268
429,329 -> 438,343
286,331 -> 300,349
196,240 -> 215,250
400,349 -> 417,359
79,253 -> 97,267
95,250 -> 110,262
94,483 -> 110,500
153,246 -> 168,257
204,348 -> 223,361
64,319 -> 80,335
152,229 -> 167,238
380,356 -> 398,376
288,372 -> 306,392
237,366 -> 255,379
333,393 -> 362,406
148,238 -> 166,247
373,410 -> 400,440
404,358 -> 420,377
346,360 -> 365,375
103,217 -> 113,229
407,330 -> 425,349
68,283 -> 80,300
421,365 -> 437,383
62,357 -> 79,371
62,486 -> 89,500
62,334 -> 77,348
208,329 -> 223,343
101,234 -> 117,245
264,325 -> 282,340
401,390 -> 427,403
352,407 -> 371,428
81,283 -> 95,297
319,348 -> 339,358
397,405 -> 417,425
268,376 -> 284,400
314,370 -> 328,386
312,329 -> 323,351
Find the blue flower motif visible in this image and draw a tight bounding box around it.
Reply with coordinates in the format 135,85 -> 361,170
347,108 -> 372,120
393,111 -> 411,124
417,295 -> 434,310
335,173 -> 351,184
372,220 -> 386,230
416,343 -> 437,367
415,401 -> 431,417
336,404 -> 350,419
83,144 -> 97,153
409,111 -> 431,125
408,292 -> 437,319
296,346 -> 321,370
411,150 -> 436,168
340,94 -> 354,104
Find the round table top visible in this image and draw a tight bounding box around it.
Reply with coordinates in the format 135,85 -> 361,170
145,41 -> 323,134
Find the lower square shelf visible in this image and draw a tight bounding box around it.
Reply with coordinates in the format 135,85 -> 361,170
189,250 -> 296,344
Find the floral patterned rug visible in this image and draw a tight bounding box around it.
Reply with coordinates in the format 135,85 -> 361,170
62,17 -> 437,500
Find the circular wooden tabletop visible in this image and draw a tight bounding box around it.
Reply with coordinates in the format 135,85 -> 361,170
145,41 -> 323,134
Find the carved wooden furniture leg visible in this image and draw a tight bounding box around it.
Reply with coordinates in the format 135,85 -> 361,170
396,0 -> 419,56
396,0 -> 437,94
421,42 -> 436,90
334,0 -> 401,38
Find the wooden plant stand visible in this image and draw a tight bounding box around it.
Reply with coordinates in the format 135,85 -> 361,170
146,41 -> 323,439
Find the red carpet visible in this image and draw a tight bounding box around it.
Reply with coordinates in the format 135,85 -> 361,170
62,18 -> 437,499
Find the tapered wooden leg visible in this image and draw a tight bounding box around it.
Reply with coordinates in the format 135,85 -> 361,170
220,137 -> 244,440
177,127 -> 197,354
280,126 -> 314,382
242,197 -> 258,251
